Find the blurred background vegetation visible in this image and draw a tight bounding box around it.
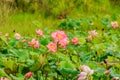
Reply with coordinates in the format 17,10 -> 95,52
0,0 -> 120,35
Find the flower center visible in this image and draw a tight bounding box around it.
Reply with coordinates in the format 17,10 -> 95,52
57,34 -> 62,39
50,45 -> 55,49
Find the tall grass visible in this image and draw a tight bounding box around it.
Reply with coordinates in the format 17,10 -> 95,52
0,0 -> 120,35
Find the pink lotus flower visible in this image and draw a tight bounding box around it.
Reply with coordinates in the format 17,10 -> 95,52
88,30 -> 97,37
14,33 -> 21,40
25,72 -> 33,79
28,39 -> 40,49
36,29 -> 43,37
80,65 -> 94,75
59,39 -> 69,48
87,35 -> 92,42
104,70 -> 110,75
47,42 -> 57,52
58,15 -> 63,20
28,39 -> 36,47
22,39 -> 26,43
0,77 -> 9,80
51,30 -> 68,43
78,65 -> 94,80
51,30 -> 69,48
78,72 -> 87,80
78,77 -> 85,80
111,21 -> 119,29
33,40 -> 40,49
71,38 -> 79,45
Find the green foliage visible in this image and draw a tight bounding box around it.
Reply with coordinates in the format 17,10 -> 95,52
59,18 -> 81,29
0,0 -> 120,79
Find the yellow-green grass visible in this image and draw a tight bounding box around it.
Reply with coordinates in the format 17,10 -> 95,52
1,0 -> 120,36
0,12 -> 60,35
0,8 -> 120,36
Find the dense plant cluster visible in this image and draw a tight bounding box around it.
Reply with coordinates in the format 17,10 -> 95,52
0,17 -> 120,80
1,0 -> 120,16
